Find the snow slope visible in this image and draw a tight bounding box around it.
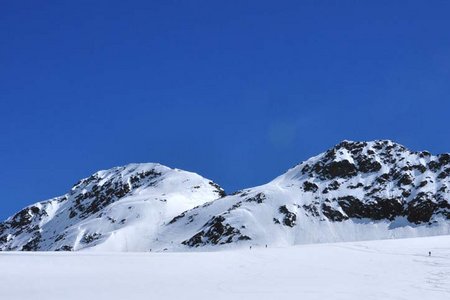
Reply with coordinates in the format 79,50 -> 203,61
0,163 -> 225,251
1,235 -> 450,300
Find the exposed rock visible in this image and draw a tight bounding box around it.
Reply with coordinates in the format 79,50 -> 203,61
278,206 -> 297,227
337,196 -> 404,220
245,193 -> 266,203
321,160 -> 358,179
321,203 -> 348,221
357,157 -> 382,173
81,233 -> 102,244
209,181 -> 226,198
303,181 -> 318,193
182,216 -> 251,247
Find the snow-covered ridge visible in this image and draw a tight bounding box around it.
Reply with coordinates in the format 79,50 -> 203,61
1,140 -> 450,252
162,140 -> 450,249
0,163 -> 225,251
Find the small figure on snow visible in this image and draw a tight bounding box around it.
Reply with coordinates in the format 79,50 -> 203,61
429,251 -> 431,257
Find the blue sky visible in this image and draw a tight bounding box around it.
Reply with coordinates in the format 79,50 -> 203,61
1,1 -> 450,220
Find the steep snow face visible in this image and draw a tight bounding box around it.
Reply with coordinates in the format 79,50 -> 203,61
0,163 -> 225,251
164,140 -> 450,250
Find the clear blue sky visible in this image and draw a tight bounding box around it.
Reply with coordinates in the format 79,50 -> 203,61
1,1 -> 450,220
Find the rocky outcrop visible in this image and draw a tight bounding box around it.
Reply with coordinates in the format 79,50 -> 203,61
182,216 -> 251,247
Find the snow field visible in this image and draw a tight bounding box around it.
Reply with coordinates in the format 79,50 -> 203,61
1,235 -> 450,300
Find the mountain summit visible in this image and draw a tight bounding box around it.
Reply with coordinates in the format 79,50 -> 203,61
163,140 -> 450,249
0,163 -> 224,251
1,140 -> 450,251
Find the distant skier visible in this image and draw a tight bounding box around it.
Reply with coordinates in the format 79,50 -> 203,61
265,244 -> 267,248
250,246 -> 252,250
429,251 -> 431,257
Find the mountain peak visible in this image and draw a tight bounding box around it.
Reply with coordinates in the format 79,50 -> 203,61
0,163 -> 224,251
2,142 -> 450,252
165,141 -> 450,249
331,139 -> 407,154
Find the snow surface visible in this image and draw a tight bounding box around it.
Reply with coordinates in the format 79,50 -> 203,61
1,235 -> 450,300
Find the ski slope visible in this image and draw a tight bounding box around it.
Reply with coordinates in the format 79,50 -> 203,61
1,235 -> 450,300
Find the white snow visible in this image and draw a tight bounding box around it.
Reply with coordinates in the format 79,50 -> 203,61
1,235 -> 449,300
0,163 -> 225,251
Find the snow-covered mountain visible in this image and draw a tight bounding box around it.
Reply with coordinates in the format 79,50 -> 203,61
0,163 -> 225,251
1,140 -> 450,252
163,140 -> 450,249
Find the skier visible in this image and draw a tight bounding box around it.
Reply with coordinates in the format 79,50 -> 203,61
429,251 -> 431,257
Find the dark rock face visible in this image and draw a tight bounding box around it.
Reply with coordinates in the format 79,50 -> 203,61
303,204 -> 320,217
407,197 -> 437,224
337,196 -> 404,221
317,160 -> 358,180
321,203 -> 348,221
182,216 -> 251,247
245,193 -> 266,203
406,193 -> 450,224
438,168 -> 450,179
323,181 -> 340,194
397,174 -> 413,186
278,206 -> 297,227
303,181 -> 318,193
357,157 -> 382,173
439,154 -> 450,166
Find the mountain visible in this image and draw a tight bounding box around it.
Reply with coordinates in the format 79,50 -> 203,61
1,140 -> 450,252
0,163 -> 225,251
162,140 -> 450,249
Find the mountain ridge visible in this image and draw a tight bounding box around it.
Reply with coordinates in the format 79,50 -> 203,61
1,140 -> 450,251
